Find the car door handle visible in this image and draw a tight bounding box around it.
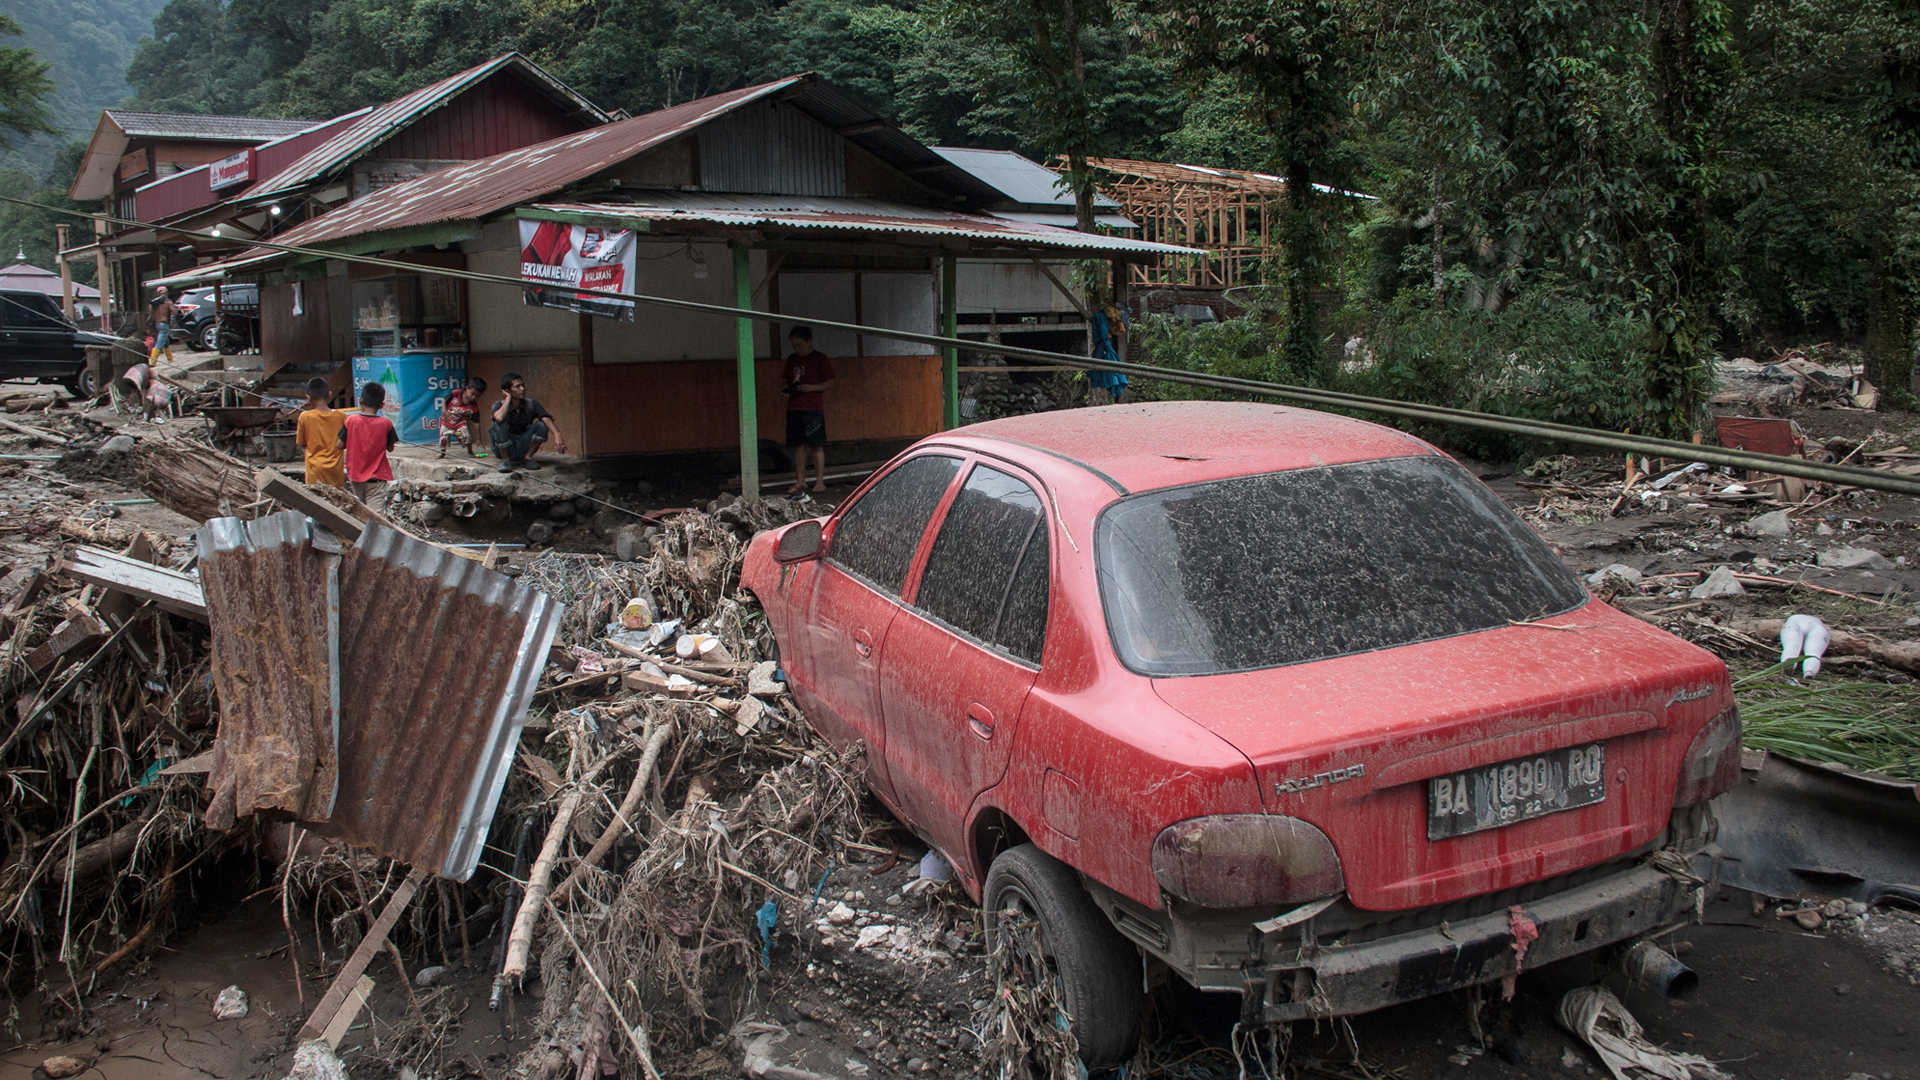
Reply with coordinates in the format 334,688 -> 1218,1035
967,703 -> 994,740
852,628 -> 873,658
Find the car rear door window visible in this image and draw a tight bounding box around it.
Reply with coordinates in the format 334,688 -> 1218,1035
828,454 -> 961,595
3,294 -> 65,330
914,464 -> 1050,665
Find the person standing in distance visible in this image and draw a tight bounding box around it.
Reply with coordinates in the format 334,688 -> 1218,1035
782,326 -> 835,494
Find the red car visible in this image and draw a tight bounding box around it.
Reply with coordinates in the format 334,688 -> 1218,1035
741,402 -> 1737,1065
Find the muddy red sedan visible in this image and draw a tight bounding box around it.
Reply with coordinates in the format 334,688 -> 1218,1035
741,401 -> 1737,1065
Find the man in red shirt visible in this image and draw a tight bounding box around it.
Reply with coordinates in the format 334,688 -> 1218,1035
340,381 -> 399,514
782,326 -> 835,494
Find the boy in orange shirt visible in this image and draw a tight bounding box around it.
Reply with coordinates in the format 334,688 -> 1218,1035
294,378 -> 348,488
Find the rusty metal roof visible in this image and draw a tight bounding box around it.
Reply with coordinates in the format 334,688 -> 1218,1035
528,195 -> 1200,256
249,52 -> 611,198
319,522 -> 560,880
196,512 -> 342,827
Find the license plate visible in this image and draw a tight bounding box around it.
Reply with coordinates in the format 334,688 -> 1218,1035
1427,743 -> 1608,840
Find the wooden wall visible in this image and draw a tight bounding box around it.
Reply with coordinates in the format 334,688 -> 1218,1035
261,280 -> 337,368
581,354 -> 943,456
466,352 -> 586,454
373,73 -> 587,162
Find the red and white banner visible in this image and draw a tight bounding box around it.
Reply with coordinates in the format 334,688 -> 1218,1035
518,219 -> 638,322
209,149 -> 254,191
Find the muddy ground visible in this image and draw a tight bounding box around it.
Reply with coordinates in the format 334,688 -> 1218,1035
1,389 -> 1917,1080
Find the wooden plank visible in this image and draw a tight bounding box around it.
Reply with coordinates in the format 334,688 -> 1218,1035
320,975 -> 375,1049
57,548 -> 207,621
297,867 -> 426,1043
255,469 -> 368,542
0,417 -> 70,445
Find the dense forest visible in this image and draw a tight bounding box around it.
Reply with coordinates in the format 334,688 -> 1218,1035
5,0 -> 1920,434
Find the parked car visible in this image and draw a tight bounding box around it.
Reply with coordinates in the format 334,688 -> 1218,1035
0,289 -> 112,396
740,401 -> 1737,1065
174,283 -> 260,352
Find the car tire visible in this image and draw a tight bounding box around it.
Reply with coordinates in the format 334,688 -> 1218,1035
983,843 -> 1143,1067
62,366 -> 95,400
198,321 -> 220,352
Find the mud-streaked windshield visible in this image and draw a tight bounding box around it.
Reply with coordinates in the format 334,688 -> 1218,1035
1095,456 -> 1587,675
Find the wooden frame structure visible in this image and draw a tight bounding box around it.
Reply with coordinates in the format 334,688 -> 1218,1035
1056,157 -> 1287,289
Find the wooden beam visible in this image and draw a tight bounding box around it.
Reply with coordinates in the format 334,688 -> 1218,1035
255,469 -> 368,541
297,867 -> 427,1043
57,548 -> 207,621
1026,255 -> 1091,320
320,976 -> 375,1049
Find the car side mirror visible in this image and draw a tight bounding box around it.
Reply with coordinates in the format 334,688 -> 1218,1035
774,519 -> 824,563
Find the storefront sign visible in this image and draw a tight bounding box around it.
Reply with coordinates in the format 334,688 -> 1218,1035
351,352 -> 467,444
518,219 -> 637,322
118,149 -> 149,182
209,149 -> 254,191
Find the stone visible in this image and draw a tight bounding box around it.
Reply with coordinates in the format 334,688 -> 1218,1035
417,501 -> 449,525
414,964 -> 447,987
1793,909 -> 1824,930
212,985 -> 248,1019
906,1058 -> 927,1073
1818,546 -> 1894,570
591,508 -> 621,537
574,496 -> 596,517
827,902 -> 857,926
1816,521 -> 1836,535
1742,509 -> 1792,538
546,501 -> 576,522
42,1057 -> 90,1078
526,519 -> 555,545
1689,565 -> 1744,599
98,434 -> 136,455
613,524 -> 649,563
854,924 -> 892,950
747,660 -> 783,699
1585,563 -> 1642,587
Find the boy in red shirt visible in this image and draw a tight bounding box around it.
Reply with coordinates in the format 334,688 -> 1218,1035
340,381 -> 398,514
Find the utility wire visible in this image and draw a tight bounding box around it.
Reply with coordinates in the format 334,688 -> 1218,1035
9,191 -> 1920,497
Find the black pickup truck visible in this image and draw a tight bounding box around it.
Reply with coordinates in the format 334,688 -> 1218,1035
0,289 -> 115,396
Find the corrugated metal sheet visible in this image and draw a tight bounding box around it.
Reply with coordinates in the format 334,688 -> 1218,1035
932,147 -> 1122,209
197,512 -> 342,828
106,111 -> 321,142
317,522 -> 560,880
136,111 -> 369,224
251,52 -> 610,198
531,195 -> 1201,256
698,100 -> 846,196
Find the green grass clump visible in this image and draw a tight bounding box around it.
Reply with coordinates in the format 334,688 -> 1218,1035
1736,662 -> 1920,778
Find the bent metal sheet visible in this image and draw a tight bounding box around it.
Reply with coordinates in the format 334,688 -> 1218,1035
518,219 -> 638,322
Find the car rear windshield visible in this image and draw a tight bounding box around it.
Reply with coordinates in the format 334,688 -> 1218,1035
1095,455 -> 1587,675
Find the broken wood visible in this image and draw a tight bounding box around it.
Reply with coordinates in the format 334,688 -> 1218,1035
57,547 -> 207,621
551,720 -> 675,904
1729,618 -> 1920,676
130,437 -> 260,522
25,613 -> 105,675
296,867 -> 427,1043
254,469 -> 369,541
320,976 -> 375,1049
502,749 -> 628,982
0,417 -> 69,444
50,813 -> 153,883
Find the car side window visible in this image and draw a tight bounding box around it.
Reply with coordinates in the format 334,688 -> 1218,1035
827,454 -> 961,596
914,464 -> 1051,665
3,294 -> 63,330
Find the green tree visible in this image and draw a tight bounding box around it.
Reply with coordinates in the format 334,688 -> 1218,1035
127,0 -> 275,114
0,15 -> 57,152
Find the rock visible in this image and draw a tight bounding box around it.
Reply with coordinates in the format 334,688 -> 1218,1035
213,985 -> 248,1019
285,1042 -> 352,1080
1559,1047 -> 1584,1071
906,1058 -> 927,1073
747,660 -> 783,699
1741,509 -> 1792,538
1846,901 -> 1870,916
42,1056 -> 91,1078
1834,983 -> 1850,995
526,519 -> 555,545
574,496 -> 595,517
827,902 -> 857,926
1793,909 -> 1824,930
1824,898 -> 1849,918
1585,563 -> 1642,587
546,501 -> 576,522
613,524 -> 649,562
1689,565 -> 1744,599
854,924 -> 892,950
1816,521 -> 1836,535
591,508 -> 621,537
1818,546 -> 1894,570
417,501 -> 449,525
99,434 -> 136,455
414,964 -> 447,987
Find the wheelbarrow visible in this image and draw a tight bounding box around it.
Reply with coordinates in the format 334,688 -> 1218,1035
202,405 -> 283,453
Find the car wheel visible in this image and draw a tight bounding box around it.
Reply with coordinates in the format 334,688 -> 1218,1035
983,844 -> 1143,1067
62,365 -> 96,400
199,321 -> 220,352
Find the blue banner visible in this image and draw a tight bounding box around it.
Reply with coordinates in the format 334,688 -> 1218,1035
351,352 -> 467,445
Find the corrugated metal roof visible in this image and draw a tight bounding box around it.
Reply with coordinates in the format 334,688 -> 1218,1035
250,52 -> 611,198
197,512 -> 342,827
988,209 -> 1138,231
240,77 -> 807,247
531,195 -> 1200,255
105,111 -> 321,141
933,147 -> 1121,209
319,522 -> 560,880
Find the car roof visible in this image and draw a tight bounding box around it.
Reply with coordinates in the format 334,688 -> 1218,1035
953,401 -> 1435,494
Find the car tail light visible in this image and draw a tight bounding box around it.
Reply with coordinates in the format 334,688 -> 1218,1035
1152,815 -> 1344,908
174,303 -> 199,313
1673,706 -> 1741,807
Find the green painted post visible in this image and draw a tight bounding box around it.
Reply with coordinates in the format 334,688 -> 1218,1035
734,242 -> 760,500
941,254 -> 959,429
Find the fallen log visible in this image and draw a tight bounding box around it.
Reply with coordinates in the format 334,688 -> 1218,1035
0,416 -> 69,443
502,749 -> 628,982
50,814 -> 152,883
551,720 -> 675,904
130,438 -> 262,523
1729,618 -> 1920,676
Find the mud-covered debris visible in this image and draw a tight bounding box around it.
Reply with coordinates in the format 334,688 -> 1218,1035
1557,985 -> 1730,1080
213,985 -> 250,1019
1818,546 -> 1894,570
1689,565 -> 1744,599
41,1056 -> 91,1078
